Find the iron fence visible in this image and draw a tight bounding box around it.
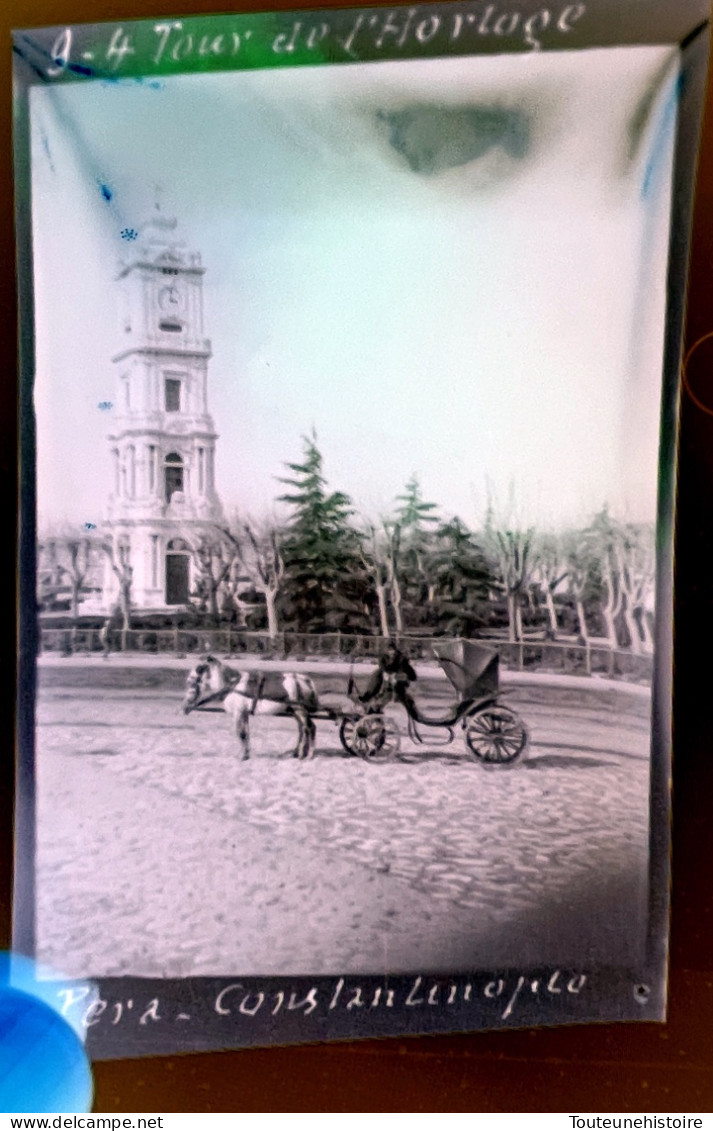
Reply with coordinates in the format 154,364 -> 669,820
39,627 -> 654,683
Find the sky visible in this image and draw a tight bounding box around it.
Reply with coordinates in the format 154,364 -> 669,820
29,44 -> 679,532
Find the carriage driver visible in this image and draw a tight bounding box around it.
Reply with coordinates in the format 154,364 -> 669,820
359,642 -> 418,711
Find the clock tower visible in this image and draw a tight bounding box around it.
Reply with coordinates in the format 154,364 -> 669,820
102,203 -> 223,611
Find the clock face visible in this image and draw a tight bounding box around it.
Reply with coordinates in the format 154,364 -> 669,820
158,284 -> 185,313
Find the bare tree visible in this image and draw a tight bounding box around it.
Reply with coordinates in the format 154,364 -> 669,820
585,512 -> 625,649
386,525 -> 404,636
37,539 -> 63,607
562,534 -> 592,644
37,530 -> 98,619
481,483 -> 535,643
360,521 -> 403,637
220,519 -> 285,641
103,535 -> 133,633
612,524 -> 655,654
584,511 -> 655,653
184,528 -> 236,620
481,504 -> 531,644
360,525 -> 390,637
532,532 -> 569,638
599,546 -> 625,649
488,528 -> 534,642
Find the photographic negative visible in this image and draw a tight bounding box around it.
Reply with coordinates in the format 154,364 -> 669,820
13,1 -> 710,1057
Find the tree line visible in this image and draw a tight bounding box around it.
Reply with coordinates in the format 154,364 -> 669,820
38,434 -> 656,654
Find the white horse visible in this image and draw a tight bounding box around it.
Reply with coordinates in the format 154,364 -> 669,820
182,655 -> 320,761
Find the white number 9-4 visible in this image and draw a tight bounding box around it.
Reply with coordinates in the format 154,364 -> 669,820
47,27 -> 72,76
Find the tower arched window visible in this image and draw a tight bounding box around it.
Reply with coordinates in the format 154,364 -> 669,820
164,452 -> 184,504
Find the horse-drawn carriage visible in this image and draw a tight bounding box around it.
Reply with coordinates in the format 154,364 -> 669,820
183,639 -> 529,767
339,639 -> 529,766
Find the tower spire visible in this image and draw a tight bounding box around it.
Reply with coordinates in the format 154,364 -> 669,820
142,184 -> 178,236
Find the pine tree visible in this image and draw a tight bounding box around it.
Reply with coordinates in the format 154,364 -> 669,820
430,517 -> 492,635
392,475 -> 440,628
277,435 -> 366,632
395,475 -> 439,534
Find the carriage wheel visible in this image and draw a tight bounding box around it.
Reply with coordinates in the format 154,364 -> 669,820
464,706 -> 528,766
339,714 -> 400,762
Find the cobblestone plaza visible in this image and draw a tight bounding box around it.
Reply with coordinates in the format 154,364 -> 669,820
35,659 -> 651,978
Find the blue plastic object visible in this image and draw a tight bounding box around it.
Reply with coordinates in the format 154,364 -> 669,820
0,956 -> 92,1113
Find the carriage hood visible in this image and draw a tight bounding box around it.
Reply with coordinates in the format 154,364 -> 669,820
432,639 -> 499,700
